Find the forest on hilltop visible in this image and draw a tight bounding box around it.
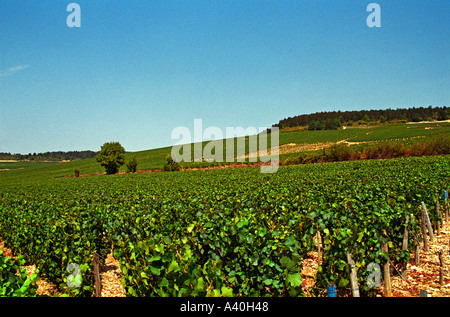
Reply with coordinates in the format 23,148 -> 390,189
0,150 -> 98,162
275,106 -> 449,130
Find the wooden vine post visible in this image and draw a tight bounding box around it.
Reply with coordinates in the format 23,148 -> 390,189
93,252 -> 102,297
346,251 -> 360,297
415,244 -> 420,265
438,248 -> 445,288
436,200 -> 442,235
401,215 -> 410,279
381,229 -> 391,297
317,231 -> 322,265
445,191 -> 449,222
421,208 -> 429,253
421,202 -> 435,243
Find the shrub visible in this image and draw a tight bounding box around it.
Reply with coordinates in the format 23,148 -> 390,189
163,154 -> 181,172
360,142 -> 405,160
406,135 -> 450,157
427,135 -> 450,155
281,157 -> 302,166
324,143 -> 352,162
126,157 -> 138,173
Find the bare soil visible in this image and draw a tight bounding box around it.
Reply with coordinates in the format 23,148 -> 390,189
301,219 -> 450,297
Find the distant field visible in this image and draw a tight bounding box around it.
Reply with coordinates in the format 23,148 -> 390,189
278,121 -> 450,145
0,161 -> 55,170
0,121 -> 448,185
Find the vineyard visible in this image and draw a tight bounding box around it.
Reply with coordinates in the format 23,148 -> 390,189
0,155 -> 448,297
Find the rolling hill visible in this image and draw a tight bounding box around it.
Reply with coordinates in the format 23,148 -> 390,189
0,121 -> 449,185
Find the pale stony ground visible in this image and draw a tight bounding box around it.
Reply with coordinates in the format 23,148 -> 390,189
300,218 -> 450,297
0,242 -> 124,297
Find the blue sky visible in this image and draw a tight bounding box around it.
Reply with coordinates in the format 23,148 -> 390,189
1,1 -> 448,154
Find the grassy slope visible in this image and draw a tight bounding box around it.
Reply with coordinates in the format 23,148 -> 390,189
278,122 -> 450,144
0,121 -> 448,185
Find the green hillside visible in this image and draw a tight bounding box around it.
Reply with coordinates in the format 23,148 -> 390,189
1,121 -> 449,185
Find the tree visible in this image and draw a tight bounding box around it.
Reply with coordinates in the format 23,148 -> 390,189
126,157 -> 138,173
411,113 -> 421,122
324,118 -> 334,130
308,120 -> 323,131
437,108 -> 448,121
332,118 -> 342,129
324,118 -> 342,130
96,142 -> 126,175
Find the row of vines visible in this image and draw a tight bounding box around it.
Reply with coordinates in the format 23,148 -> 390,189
0,155 -> 448,296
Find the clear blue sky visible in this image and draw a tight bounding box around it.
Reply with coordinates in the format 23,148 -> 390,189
1,0 -> 448,154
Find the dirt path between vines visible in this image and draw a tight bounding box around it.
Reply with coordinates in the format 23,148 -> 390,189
1,217 -> 449,297
389,218 -> 450,297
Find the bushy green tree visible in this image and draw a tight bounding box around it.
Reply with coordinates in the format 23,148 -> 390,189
96,142 -> 126,175
332,118 -> 342,129
308,120 -> 323,131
